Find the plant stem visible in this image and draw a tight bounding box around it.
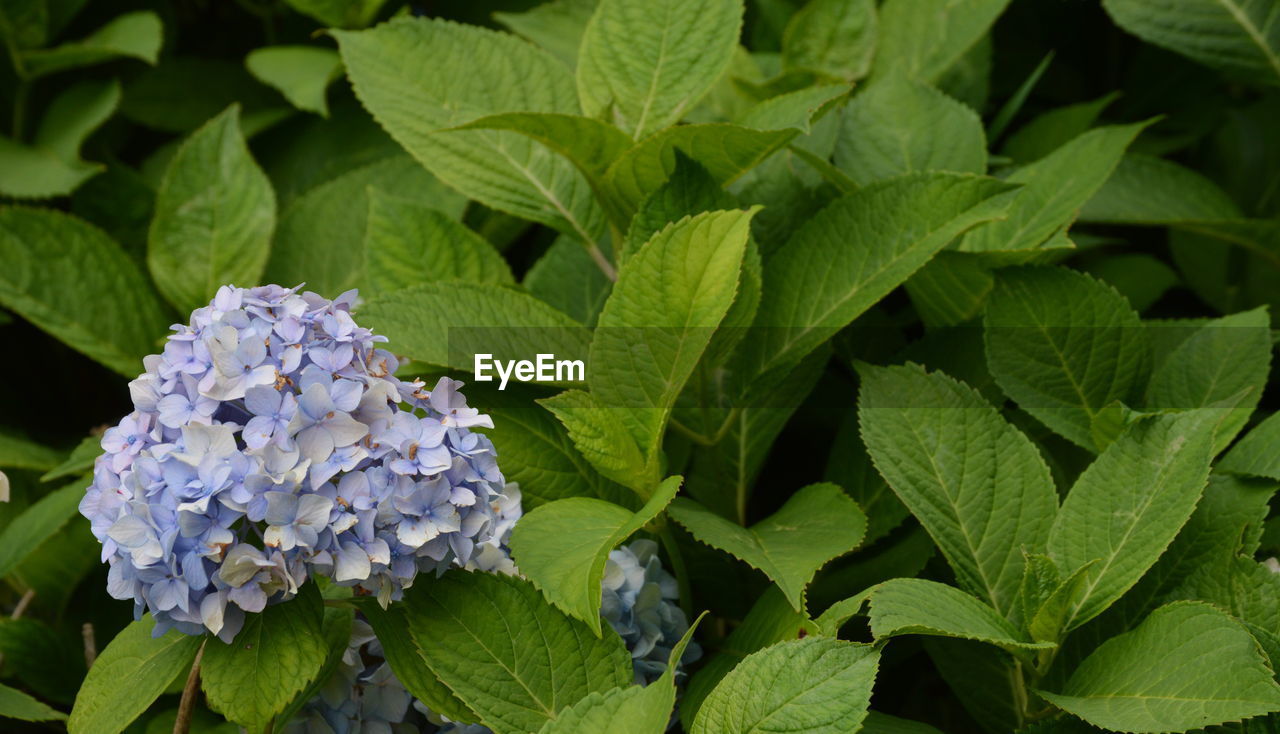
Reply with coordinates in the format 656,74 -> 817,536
587,242 -> 617,281
172,640 -> 206,734
82,623 -> 97,669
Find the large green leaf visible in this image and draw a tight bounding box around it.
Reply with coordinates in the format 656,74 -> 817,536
959,122 -> 1148,253
834,73 -> 986,186
540,389 -> 648,494
0,682 -> 65,722
1102,0 -> 1280,86
509,475 -> 681,632
21,11 -> 161,79
1221,411 -> 1280,480
363,190 -> 513,293
1040,602 -> 1280,732
148,105 -> 275,313
1001,92 -> 1120,164
405,571 -> 632,734
1080,153 -> 1243,223
588,208 -> 756,477
984,266 -> 1150,451
669,483 -> 865,610
0,483 -> 83,580
1046,410 -> 1217,631
781,0 -> 877,82
358,282 -> 591,378
858,363 -> 1058,616
524,235 -> 614,326
282,0 -> 386,28
0,432 -> 64,472
744,173 -> 1015,385
692,637 -> 879,734
334,18 -> 605,243
495,0 -> 599,68
0,78 -> 120,199
867,578 -> 1053,653
0,207 -> 170,376
244,46 -> 341,117
873,0 -> 1010,83
67,617 -> 202,734
576,0 -> 743,139
201,585 -> 328,732
266,154 -> 466,296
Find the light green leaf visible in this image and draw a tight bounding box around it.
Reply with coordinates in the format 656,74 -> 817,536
0,682 -> 64,722
201,584 -> 328,731
1102,0 -> 1280,86
67,617 -> 202,734
495,0 -> 599,68
1046,410 -> 1218,631
1001,92 -> 1119,164
266,154 -> 466,296
984,266 -> 1150,451
1145,307 -> 1272,451
0,207 -> 170,376
868,578 -> 1053,653
245,46 -> 341,117
282,0 -> 386,28
0,432 -> 64,472
0,137 -> 100,199
1080,153 -> 1244,223
334,18 -> 605,243
405,571 -> 632,734
22,11 -> 161,79
455,112 -> 633,184
782,0 -> 876,82
589,208 -> 757,473
745,173 -> 1016,388
1028,559 -> 1098,644
577,0 -> 743,139
857,363 -> 1058,616
363,191 -> 513,293
621,152 -> 737,268
681,588 -> 817,730
0,78 -> 121,199
959,122 -> 1148,253
148,105 -> 275,313
834,73 -> 986,186
510,475 -> 680,632
735,83 -> 849,133
1221,411 -> 1280,480
358,282 -> 591,378
874,0 -> 1010,83
540,390 -> 648,493
669,483 -> 865,610
0,482 -> 83,580
692,637 -> 879,734
903,251 -> 996,328
1039,602 -> 1280,732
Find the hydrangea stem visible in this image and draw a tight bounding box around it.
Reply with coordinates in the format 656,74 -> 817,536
172,640 -> 206,734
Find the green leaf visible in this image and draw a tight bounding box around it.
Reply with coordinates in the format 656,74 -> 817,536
524,235 -> 613,326
1046,410 -> 1218,632
834,73 -> 986,186
0,682 -> 65,722
0,432 -> 64,472
404,570 -> 632,734
266,154 -> 466,295
495,0 -> 599,68
0,482 -> 83,580
859,712 -> 944,734
1221,411 -> 1280,481
735,83 -> 850,132
744,173 -> 1016,386
857,363 -> 1058,616
21,11 -> 161,78
1039,602 -> 1280,732
148,105 -> 275,313
1102,0 -> 1280,86
201,584 -> 328,731
245,46 -> 341,117
959,122 -> 1148,253
363,190 -> 513,293
282,0 -> 386,28
681,588 -> 817,730
67,617 -> 202,734
0,137 -> 100,199
622,152 -> 736,267
874,0 -> 1010,83
588,208 -> 757,473
1081,153 -> 1244,223
669,483 -> 866,610
455,112 -> 633,184
576,0 -> 743,139
358,282 -> 591,378
334,18 -> 605,243
0,78 -> 121,199
122,57 -> 282,134
353,599 -> 475,724
510,475 -> 681,632
0,0 -> 47,49
692,637 -> 879,734
1081,252 -> 1179,312
0,207 -> 170,376
984,265 -> 1150,451
781,0 -> 876,82
1001,92 -> 1119,164
540,390 -> 648,493
867,578 -> 1054,653
1144,307 -> 1272,451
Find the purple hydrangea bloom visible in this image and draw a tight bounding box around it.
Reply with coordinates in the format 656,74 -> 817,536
80,284 -> 521,642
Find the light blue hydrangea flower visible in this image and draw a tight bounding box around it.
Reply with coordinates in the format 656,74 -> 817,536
80,284 -> 520,642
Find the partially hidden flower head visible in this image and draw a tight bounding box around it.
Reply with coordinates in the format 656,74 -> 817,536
80,284 -> 521,642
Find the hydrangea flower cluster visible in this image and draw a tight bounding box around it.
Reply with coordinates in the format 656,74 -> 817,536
287,541 -> 696,734
79,284 -> 521,642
